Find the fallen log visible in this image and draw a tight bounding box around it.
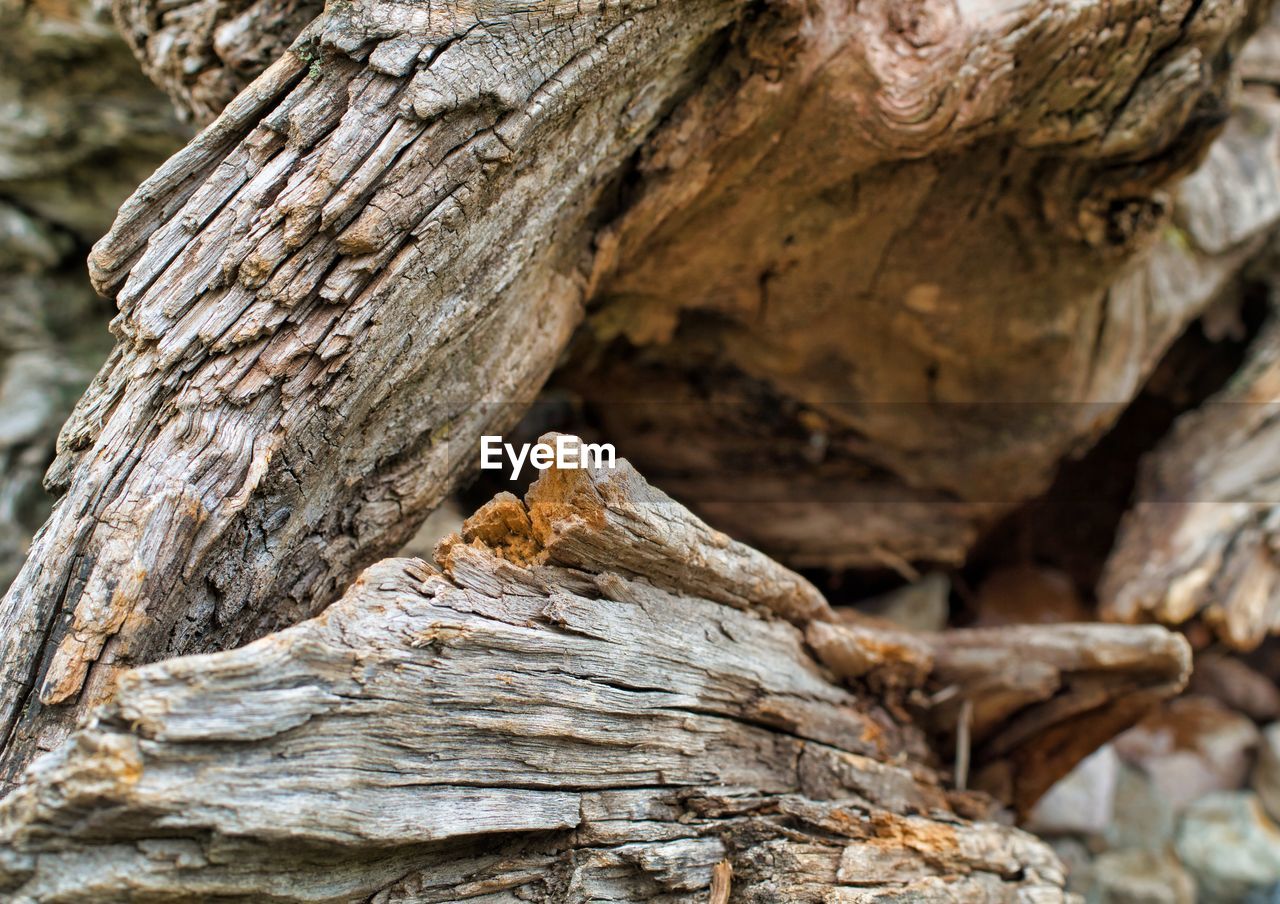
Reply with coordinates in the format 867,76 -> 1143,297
0,446 -> 1190,900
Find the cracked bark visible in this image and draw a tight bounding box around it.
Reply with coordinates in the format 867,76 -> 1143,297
0,448 -> 1190,901
0,0 -> 1269,803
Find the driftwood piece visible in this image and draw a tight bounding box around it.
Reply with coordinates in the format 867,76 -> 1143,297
0,447 -> 1194,899
0,456 -> 1084,902
1102,314 -> 1280,649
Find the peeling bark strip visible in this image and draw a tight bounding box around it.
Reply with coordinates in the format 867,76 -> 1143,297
0,458 -> 1070,902
0,0 -> 747,785
0,448 -> 1190,900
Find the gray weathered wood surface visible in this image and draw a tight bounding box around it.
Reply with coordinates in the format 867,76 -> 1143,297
0,0 -> 1250,788
0,0 -> 744,785
0,449 -> 1192,900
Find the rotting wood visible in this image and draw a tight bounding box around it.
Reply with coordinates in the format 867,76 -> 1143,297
0,447 -> 1180,902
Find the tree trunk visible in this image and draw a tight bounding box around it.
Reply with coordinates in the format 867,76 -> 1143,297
0,449 -> 1190,901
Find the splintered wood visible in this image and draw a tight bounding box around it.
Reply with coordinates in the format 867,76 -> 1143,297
0,447 -> 1189,901
0,0 -> 744,786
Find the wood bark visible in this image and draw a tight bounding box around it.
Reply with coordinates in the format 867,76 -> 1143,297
0,448 -> 1190,901
560,0 -> 1278,570
0,0 -> 743,784
113,0 -> 320,123
0,0 -> 1264,789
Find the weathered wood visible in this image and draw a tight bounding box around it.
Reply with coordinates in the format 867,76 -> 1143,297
0,0 -> 184,593
808,616 -> 1192,816
558,0 -> 1275,570
113,0 -> 320,122
1101,314 -> 1280,649
0,452 -> 1101,902
922,624 -> 1192,816
0,0 -> 745,785
1094,38 -> 1280,648
2,0 -> 1264,786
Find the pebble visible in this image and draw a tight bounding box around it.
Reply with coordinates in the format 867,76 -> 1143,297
1091,848 -> 1195,904
1114,696 -> 1260,814
1106,763 -> 1177,851
1190,652 -> 1280,722
1176,791 -> 1280,902
1028,745 -> 1119,837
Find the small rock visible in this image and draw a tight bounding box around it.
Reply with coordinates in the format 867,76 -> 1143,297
1028,745 -> 1119,837
1114,696 -> 1260,814
853,572 -> 950,633
1244,884 -> 1280,904
1049,837 -> 1095,899
1091,848 -> 1195,904
1190,652 -> 1280,722
1254,723 -> 1280,824
1106,764 -> 1176,851
971,565 -> 1090,627
1176,791 -> 1280,902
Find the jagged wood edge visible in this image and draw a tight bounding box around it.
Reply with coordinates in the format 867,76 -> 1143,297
0,481 -> 1077,903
